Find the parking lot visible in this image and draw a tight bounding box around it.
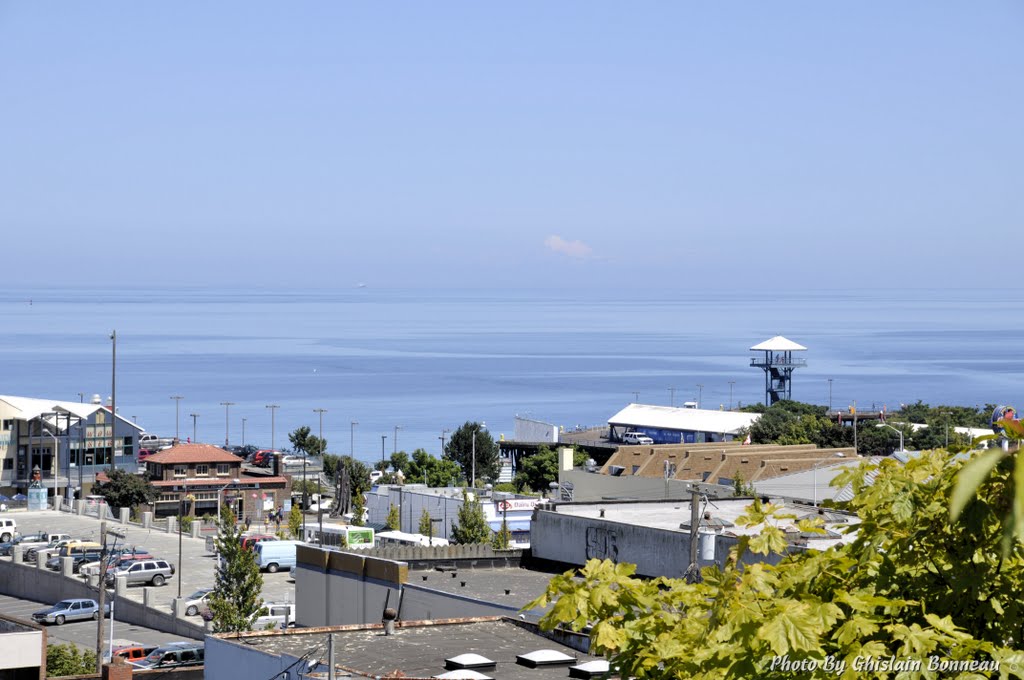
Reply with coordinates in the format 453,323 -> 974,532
4,511 -> 296,618
0,593 -> 182,653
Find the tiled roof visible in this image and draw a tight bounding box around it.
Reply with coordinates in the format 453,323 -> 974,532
145,444 -> 240,465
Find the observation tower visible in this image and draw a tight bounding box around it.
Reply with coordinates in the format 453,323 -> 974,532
750,336 -> 807,405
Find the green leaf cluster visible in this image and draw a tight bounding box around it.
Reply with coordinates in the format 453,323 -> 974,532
385,505 -> 401,531
418,509 -> 433,535
514,446 -> 588,493
91,468 -> 157,510
443,422 -> 499,484
207,505 -> 265,633
47,643 -> 96,676
529,448 -> 1024,678
450,491 -> 490,544
492,517 -> 512,550
288,504 -> 303,539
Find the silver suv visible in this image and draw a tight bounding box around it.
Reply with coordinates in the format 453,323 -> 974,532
105,559 -> 175,587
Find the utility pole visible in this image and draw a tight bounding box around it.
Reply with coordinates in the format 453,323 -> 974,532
696,384 -> 703,409
852,400 -> 858,454
381,435 -> 387,465
242,418 -> 247,447
96,521 -> 107,673
393,425 -> 402,455
110,331 -> 116,471
827,378 -> 833,411
350,421 -> 358,457
471,429 -> 476,489
170,395 -> 183,440
632,391 -> 639,403
439,428 -> 450,456
728,381 -> 735,410
266,405 -> 279,450
668,387 -> 676,407
685,486 -> 701,584
314,408 -> 327,543
190,414 -> 200,443
220,402 -> 235,447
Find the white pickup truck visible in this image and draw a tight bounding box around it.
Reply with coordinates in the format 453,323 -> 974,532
622,431 -> 654,445
139,433 -> 177,450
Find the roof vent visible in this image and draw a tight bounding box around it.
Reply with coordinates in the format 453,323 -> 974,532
445,654 -> 497,671
569,660 -> 612,679
515,649 -> 577,668
91,394 -> 102,405
433,671 -> 494,680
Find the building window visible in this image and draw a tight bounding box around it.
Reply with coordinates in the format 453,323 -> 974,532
174,466 -> 186,478
3,459 -> 11,470
196,464 -> 209,476
1,420 -> 12,431
216,463 -> 230,476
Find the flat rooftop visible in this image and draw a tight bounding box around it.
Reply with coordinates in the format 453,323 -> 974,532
408,567 -> 560,611
216,618 -> 598,680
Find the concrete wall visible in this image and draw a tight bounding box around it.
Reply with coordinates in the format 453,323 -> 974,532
397,583 -> 521,621
0,559 -> 205,640
204,636 -> 294,680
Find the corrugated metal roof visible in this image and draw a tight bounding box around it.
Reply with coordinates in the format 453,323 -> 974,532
607,403 -> 760,434
749,335 -> 807,351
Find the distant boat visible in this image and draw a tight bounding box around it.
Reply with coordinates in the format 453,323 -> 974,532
356,283 -> 367,288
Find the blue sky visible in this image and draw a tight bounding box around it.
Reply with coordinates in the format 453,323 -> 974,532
1,3 -> 1021,290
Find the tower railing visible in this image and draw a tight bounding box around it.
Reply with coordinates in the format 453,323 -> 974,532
749,357 -> 807,368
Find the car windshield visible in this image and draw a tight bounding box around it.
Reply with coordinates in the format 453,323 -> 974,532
143,649 -> 163,663
188,590 -> 210,600
54,600 -> 74,609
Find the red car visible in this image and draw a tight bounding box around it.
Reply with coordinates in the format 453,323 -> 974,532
241,535 -> 277,551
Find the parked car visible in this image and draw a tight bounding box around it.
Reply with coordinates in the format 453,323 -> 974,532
107,643 -> 158,664
31,598 -> 109,625
248,449 -> 278,467
280,455 -> 307,467
622,431 -> 654,445
47,550 -> 102,572
254,602 -> 296,629
0,531 -> 49,556
241,534 -> 278,551
130,642 -> 204,669
105,559 -> 175,587
253,540 -> 301,573
0,517 -> 17,542
26,538 -> 77,563
178,588 -> 213,616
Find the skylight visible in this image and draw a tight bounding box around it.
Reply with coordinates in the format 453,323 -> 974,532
444,653 -> 497,670
515,649 -> 578,668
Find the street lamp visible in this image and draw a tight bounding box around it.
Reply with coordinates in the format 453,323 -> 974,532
668,387 -> 677,407
880,423 -> 904,453
728,381 -> 735,410
217,478 -> 241,522
110,330 -> 117,472
350,421 -> 358,457
170,396 -> 184,441
381,435 -> 387,466
827,379 -> 833,411
696,384 -> 703,409
220,402 -> 235,447
95,523 -> 126,673
439,428 -> 450,456
189,414 -> 199,443
393,425 -> 402,455
632,391 -> 639,403
266,405 -> 280,450
313,408 -> 328,543
242,418 -> 247,447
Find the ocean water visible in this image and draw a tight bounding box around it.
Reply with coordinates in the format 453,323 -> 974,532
1,287 -> 1021,462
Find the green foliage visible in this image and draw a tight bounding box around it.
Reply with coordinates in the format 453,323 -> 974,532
492,517 -> 511,550
208,505 -> 265,633
733,473 -> 756,497
91,468 -> 157,509
385,505 -> 401,531
47,643 -> 97,676
179,514 -> 194,533
530,449 -> 1024,678
288,504 -> 303,539
418,508 -> 433,535
288,426 -> 312,453
350,493 -> 365,526
450,491 -> 490,544
291,479 -> 319,496
327,455 -> 371,494
514,446 -> 588,492
493,482 -> 517,493
444,422 -> 499,483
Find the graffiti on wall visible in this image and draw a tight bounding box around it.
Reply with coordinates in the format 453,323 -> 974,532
585,526 -> 619,562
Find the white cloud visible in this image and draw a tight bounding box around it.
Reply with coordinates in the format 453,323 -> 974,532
544,235 -> 594,260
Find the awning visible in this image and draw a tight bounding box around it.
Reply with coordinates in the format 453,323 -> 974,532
488,520 -> 531,532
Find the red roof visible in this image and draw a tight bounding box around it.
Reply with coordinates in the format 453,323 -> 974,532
150,475 -> 290,487
144,444 -> 240,465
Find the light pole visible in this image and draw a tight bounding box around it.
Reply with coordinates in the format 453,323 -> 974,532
170,396 -> 183,441
393,425 -> 402,455
728,381 -> 735,410
78,392 -> 84,403
439,428 -> 450,456
632,391 -> 639,403
220,402 -> 235,447
110,331 -> 117,472
880,423 -> 904,453
217,478 -> 241,522
241,418 -> 247,447
827,378 -> 833,411
266,405 -> 279,450
350,421 -> 358,457
190,414 -> 199,443
381,435 -> 387,466
95,523 -> 126,674
314,408 -> 327,543
668,387 -> 676,407
696,384 -> 703,409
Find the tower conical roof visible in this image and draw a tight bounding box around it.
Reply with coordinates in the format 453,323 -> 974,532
750,336 -> 807,351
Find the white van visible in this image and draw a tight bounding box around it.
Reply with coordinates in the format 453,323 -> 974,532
622,431 -> 654,445
253,540 -> 301,573
254,602 -> 296,629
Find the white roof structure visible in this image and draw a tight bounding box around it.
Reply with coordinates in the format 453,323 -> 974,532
608,403 -> 760,435
750,336 -> 807,352
376,530 -> 450,547
0,395 -> 143,432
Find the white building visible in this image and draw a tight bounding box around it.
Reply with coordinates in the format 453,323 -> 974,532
607,403 -> 760,445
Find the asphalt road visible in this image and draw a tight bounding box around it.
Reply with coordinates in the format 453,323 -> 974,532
0,592 -> 183,653
5,510 -> 296,617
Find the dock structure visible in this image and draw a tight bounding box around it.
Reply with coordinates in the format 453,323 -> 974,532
750,336 -> 807,406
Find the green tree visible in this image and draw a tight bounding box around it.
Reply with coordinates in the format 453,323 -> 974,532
529,449 -> 1024,678
288,504 -> 303,539
389,450 -> 411,475
350,492 -> 365,526
207,505 -> 265,633
492,517 -> 511,550
443,421 -> 499,483
418,508 -> 433,535
450,491 -> 490,544
514,446 -> 588,492
385,505 -> 401,531
47,643 -> 97,676
291,479 -> 319,497
91,468 -> 157,510
288,426 -> 313,454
